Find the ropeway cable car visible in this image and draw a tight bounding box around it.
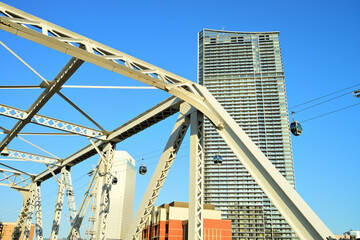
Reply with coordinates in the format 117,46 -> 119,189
139,158 -> 147,175
353,89 -> 360,98
290,111 -> 303,136
112,177 -> 118,184
213,154 -> 223,166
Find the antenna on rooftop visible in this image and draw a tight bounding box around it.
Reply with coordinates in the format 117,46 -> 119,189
221,26 -> 226,31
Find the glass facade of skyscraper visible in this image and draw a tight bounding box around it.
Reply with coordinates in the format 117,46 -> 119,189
198,29 -> 297,239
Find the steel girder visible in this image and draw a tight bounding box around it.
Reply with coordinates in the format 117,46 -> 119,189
64,168 -> 77,223
22,185 -> 37,240
49,167 -> 77,240
7,149 -> 59,165
84,190 -> 98,240
0,168 -> 34,189
0,3 -> 335,239
125,103 -> 192,240
188,111 -> 204,240
95,143 -> 115,240
50,169 -> 66,240
0,170 -> 43,240
68,157 -> 102,240
10,182 -> 36,240
0,104 -> 105,139
0,56 -> 84,152
34,184 -> 44,240
35,96 -> 182,183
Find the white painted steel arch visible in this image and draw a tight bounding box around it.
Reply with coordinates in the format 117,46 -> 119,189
0,3 -> 334,240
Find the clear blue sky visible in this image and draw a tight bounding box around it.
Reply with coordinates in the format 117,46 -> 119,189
0,0 -> 359,237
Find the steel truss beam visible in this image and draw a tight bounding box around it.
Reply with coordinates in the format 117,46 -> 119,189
95,143 -> 115,240
14,183 -> 45,240
0,4 -> 220,130
7,149 -> 59,164
0,168 -> 34,189
64,168 -> 77,223
22,184 -> 38,240
34,183 -> 44,240
35,96 -> 182,183
68,157 -> 101,240
10,182 -> 36,240
0,3 -> 335,239
49,167 -> 76,240
188,111 -> 204,240
84,187 -> 98,240
50,168 -> 66,240
0,55 -> 84,152
125,103 -> 193,240
0,104 -> 105,139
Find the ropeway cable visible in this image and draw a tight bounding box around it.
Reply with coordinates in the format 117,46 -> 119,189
300,102 -> 360,123
289,82 -> 360,109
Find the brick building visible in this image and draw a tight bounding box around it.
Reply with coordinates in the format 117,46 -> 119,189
142,201 -> 231,240
0,222 -> 35,240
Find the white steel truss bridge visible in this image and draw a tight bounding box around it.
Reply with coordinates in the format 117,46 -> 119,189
0,3 -> 335,240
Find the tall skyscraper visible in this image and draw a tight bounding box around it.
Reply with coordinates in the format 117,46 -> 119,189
198,29 -> 296,239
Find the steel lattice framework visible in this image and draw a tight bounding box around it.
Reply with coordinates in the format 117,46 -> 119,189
0,2 -> 335,240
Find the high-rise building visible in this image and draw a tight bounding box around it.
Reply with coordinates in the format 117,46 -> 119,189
198,29 -> 296,239
91,151 -> 136,240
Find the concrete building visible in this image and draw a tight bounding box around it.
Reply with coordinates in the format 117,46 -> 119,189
341,229 -> 360,240
198,29 -> 296,239
141,201 -> 232,240
91,151 -> 136,240
0,222 -> 35,240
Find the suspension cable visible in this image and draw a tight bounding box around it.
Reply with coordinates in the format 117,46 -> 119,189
293,90 -> 354,114
289,82 -> 360,109
300,102 -> 360,123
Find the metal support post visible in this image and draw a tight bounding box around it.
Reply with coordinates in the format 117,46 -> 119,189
68,157 -> 102,240
125,103 -> 193,240
188,111 -> 204,240
95,143 -> 115,240
22,185 -> 36,240
64,167 -> 77,223
34,183 -> 43,240
50,168 -> 66,240
11,182 -> 36,240
84,189 -> 98,240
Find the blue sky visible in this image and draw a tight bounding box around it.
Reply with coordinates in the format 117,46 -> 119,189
0,0 -> 359,237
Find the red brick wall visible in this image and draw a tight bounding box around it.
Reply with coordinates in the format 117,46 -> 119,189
168,220 -> 183,240
204,219 -> 232,240
142,219 -> 232,240
1,223 -> 35,240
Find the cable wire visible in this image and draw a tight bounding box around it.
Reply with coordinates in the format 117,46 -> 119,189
300,102 -> 360,123
294,90 -> 354,114
289,82 -> 360,109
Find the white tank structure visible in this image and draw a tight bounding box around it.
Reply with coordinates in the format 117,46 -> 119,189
94,151 -> 136,240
